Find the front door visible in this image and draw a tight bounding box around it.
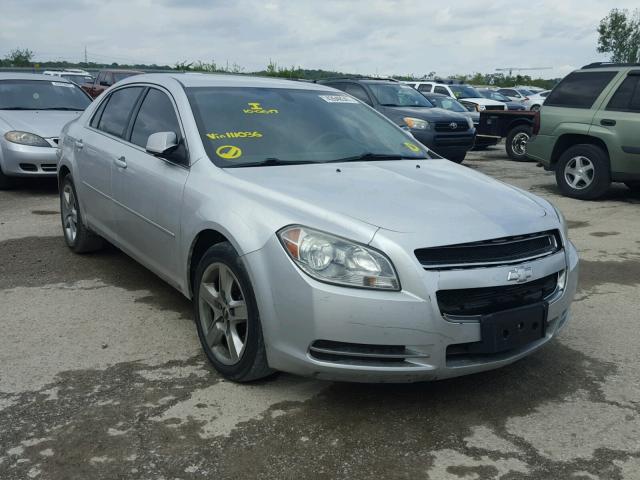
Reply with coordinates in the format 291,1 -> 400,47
110,87 -> 189,284
591,71 -> 640,176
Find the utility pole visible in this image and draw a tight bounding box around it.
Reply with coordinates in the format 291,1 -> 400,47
84,46 -> 88,64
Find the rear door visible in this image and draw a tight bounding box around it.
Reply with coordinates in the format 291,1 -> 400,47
111,87 -> 189,284
77,86 -> 144,238
592,70 -> 640,175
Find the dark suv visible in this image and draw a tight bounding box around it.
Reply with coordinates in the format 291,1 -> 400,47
319,78 -> 475,163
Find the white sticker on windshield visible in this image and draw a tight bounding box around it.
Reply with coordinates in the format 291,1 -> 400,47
319,95 -> 359,104
51,82 -> 74,88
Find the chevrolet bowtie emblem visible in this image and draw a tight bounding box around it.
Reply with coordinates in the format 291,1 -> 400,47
507,266 -> 533,283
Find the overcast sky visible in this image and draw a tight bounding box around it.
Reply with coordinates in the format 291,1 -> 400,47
0,0 -> 636,78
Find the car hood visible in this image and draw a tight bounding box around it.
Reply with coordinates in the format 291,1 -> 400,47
380,106 -> 469,122
226,159 -> 549,238
0,110 -> 83,138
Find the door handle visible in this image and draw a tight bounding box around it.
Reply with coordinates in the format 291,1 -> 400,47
114,156 -> 127,169
600,119 -> 616,126
74,140 -> 83,150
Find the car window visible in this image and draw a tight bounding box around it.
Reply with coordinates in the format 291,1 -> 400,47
606,74 -> 640,112
427,95 -> 468,113
130,88 -> 187,161
186,87 -> 436,167
434,86 -> 449,95
342,84 -> 372,105
545,71 -> 617,109
448,85 -> 480,99
96,72 -> 104,84
367,83 -> 432,107
90,99 -> 108,128
417,84 -> 432,92
97,87 -> 143,138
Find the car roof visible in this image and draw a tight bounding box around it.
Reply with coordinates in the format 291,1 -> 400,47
119,73 -> 339,91
0,72 -> 73,82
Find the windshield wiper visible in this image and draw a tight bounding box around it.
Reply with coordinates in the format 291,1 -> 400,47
326,152 -> 428,163
224,157 -> 318,168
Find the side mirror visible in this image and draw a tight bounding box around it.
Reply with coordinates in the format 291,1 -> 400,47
146,131 -> 179,155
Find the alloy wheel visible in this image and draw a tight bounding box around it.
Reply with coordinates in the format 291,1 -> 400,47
61,183 -> 78,244
198,263 -> 249,365
511,132 -> 530,156
564,156 -> 595,190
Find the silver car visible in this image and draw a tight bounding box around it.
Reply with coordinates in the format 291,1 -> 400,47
57,73 -> 579,383
0,73 -> 92,188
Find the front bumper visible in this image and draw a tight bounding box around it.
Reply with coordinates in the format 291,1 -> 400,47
411,129 -> 475,158
245,235 -> 579,383
0,139 -> 58,177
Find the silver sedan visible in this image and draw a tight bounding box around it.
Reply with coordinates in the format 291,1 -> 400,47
57,73 -> 579,383
0,73 -> 91,188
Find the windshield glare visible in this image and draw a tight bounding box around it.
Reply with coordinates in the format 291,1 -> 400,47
427,95 -> 467,112
0,80 -> 91,110
449,85 -> 481,99
187,87 -> 434,167
367,83 -> 433,107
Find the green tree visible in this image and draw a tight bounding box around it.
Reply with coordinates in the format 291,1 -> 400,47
4,48 -> 34,67
597,9 -> 640,62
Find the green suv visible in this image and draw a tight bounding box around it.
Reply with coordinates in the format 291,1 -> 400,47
526,63 -> 640,199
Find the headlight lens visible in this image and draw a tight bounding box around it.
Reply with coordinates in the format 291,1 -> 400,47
403,117 -> 430,130
4,131 -> 50,147
475,104 -> 486,112
278,226 -> 400,290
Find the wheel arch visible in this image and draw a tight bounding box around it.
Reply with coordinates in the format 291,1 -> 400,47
550,134 -> 609,167
187,228 -> 234,298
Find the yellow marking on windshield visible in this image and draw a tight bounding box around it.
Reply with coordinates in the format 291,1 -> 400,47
207,131 -> 263,140
243,102 -> 278,114
404,142 -> 421,153
215,145 -> 243,159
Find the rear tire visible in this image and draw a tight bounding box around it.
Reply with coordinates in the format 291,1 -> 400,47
0,166 -> 14,190
505,125 -> 532,161
60,174 -> 105,253
555,144 -> 611,200
624,181 -> 640,192
194,242 -> 274,382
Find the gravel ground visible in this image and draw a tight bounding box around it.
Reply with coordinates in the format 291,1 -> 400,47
1,145 -> 639,480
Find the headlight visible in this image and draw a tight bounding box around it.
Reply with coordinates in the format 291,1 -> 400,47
4,131 -> 50,147
278,226 -> 400,290
475,104 -> 486,112
403,117 -> 430,130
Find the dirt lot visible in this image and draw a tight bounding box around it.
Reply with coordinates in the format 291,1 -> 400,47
1,146 -> 640,480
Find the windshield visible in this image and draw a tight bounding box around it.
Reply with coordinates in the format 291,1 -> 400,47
448,85 -> 481,99
367,83 -> 433,107
427,95 -> 468,112
61,74 -> 93,85
480,90 -> 510,102
187,87 -> 434,167
0,79 -> 91,110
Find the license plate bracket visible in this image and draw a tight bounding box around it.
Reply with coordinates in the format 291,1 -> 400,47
475,303 -> 547,354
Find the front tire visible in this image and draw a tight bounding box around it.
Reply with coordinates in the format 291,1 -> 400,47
505,125 -> 532,161
60,174 -> 104,253
194,242 -> 273,382
448,153 -> 466,164
555,144 -> 611,200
